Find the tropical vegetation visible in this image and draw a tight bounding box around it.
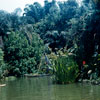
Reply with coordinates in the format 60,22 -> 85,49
0,0 -> 100,84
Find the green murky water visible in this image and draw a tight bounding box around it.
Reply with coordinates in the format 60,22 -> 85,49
0,77 -> 100,100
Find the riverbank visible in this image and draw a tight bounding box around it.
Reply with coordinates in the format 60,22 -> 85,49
78,78 -> 100,85
24,73 -> 53,77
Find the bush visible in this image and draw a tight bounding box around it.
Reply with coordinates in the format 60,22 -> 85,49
4,32 -> 44,76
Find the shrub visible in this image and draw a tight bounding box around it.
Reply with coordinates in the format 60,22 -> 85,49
4,32 -> 44,76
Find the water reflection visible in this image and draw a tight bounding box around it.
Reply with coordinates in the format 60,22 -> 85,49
0,77 -> 100,100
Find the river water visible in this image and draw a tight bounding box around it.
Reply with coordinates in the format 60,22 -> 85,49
0,76 -> 100,100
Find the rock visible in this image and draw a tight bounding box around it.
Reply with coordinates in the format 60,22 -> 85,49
0,84 -> 6,87
82,79 -> 90,83
91,79 -> 100,85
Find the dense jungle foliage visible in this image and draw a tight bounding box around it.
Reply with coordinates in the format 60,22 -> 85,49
0,0 -> 100,83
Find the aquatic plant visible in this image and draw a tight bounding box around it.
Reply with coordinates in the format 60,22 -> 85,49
50,50 -> 79,84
